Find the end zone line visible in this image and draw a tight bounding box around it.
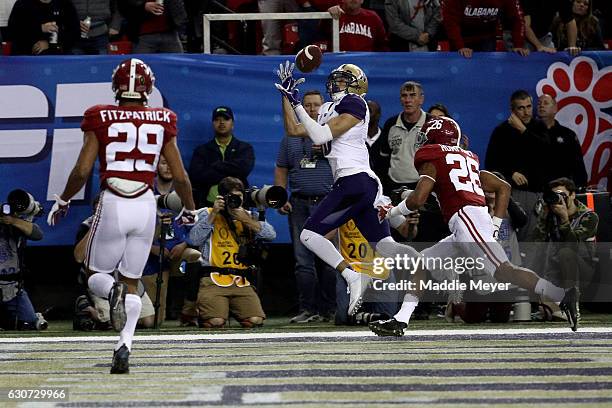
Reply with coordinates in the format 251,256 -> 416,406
0,327 -> 611,343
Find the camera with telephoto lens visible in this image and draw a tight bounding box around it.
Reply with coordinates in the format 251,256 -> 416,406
243,185 -> 287,209
2,189 -> 43,219
542,190 -> 568,206
156,191 -> 183,213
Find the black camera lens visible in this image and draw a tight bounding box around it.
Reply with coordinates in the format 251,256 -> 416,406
543,190 -> 565,205
225,194 -> 242,209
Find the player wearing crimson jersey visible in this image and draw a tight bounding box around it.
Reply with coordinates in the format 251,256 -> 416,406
48,58 -> 196,373
369,116 -> 579,336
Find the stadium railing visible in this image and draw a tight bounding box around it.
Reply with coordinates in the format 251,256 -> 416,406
202,12 -> 339,54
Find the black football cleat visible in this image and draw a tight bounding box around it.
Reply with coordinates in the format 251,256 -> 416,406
560,287 -> 580,332
369,318 -> 408,337
110,344 -> 130,374
109,282 -> 128,332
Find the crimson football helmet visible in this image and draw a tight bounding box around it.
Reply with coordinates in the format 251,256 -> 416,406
112,58 -> 155,102
416,116 -> 462,147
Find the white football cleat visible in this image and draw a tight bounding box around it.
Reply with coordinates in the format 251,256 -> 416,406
347,274 -> 372,316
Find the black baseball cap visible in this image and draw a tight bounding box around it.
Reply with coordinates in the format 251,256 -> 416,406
212,106 -> 234,120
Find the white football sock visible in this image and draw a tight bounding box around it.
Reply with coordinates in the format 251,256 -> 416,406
341,268 -> 360,283
88,273 -> 114,299
300,229 -> 344,269
534,278 -> 565,303
394,293 -> 419,324
116,294 -> 141,352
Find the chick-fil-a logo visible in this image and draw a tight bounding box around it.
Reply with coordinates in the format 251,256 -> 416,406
536,57 -> 612,189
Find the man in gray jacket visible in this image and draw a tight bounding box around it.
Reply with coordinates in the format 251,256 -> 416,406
385,0 -> 441,51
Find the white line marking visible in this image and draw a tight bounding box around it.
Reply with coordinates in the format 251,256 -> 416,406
0,327 -> 610,343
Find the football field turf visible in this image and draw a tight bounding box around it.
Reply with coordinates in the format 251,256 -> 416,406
1,317 -> 612,407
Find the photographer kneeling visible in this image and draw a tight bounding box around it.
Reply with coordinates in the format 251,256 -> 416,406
188,177 -> 276,328
532,177 -> 599,295
0,190 -> 46,330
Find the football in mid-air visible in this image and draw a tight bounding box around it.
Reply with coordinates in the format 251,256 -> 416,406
295,45 -> 322,73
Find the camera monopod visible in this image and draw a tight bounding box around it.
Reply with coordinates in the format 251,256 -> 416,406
153,217 -> 169,329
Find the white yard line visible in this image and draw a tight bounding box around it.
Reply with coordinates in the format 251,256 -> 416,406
0,327 -> 610,343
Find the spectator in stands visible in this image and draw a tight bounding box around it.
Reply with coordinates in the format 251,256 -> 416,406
184,0 -> 229,53
258,0 -> 301,55
375,82 -> 448,243
537,94 -> 588,189
532,177 -> 598,292
70,0 -> 122,54
376,81 -> 428,194
592,0 -> 610,38
485,90 -> 549,241
141,156 -> 201,326
441,0 -> 528,57
385,0 -> 441,51
520,0 -> 579,55
119,0 -> 186,53
426,103 -> 448,118
427,103 -> 470,149
0,200 -> 46,330
188,106 -> 255,209
275,90 -> 336,323
7,0 -> 80,55
330,0 -> 388,51
553,0 -> 605,51
188,177 -> 275,328
296,0 -> 339,49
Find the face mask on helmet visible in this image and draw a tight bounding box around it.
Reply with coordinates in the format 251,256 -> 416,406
325,64 -> 368,101
112,58 -> 155,102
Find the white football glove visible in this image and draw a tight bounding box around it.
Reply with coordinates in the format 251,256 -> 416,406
492,216 -> 503,239
47,194 -> 70,226
176,208 -> 198,227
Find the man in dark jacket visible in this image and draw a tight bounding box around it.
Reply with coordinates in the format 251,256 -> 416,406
119,0 -> 186,53
8,0 -> 80,55
189,106 -> 255,208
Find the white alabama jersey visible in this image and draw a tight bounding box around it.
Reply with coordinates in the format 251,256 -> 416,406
318,93 -> 371,180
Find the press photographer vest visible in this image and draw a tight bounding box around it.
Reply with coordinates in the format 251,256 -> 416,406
207,208 -> 250,287
338,220 -> 390,279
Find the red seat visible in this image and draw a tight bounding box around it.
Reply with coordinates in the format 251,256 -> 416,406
2,41 -> 12,56
605,39 -> 612,50
282,23 -> 299,54
108,40 -> 132,55
496,39 -> 506,51
437,40 -> 450,51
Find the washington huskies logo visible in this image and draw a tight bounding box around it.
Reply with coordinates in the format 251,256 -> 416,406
536,57 -> 612,188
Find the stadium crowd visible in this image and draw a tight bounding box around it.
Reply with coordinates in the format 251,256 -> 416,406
0,0 -> 610,55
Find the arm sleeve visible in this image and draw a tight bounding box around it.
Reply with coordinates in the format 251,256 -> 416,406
27,223 -> 43,241
559,211 -> 598,242
507,196 -> 528,229
187,210 -> 214,246
425,1 -> 442,37
255,221 -> 276,241
276,136 -> 290,168
385,0 -> 421,41
505,0 -> 525,48
442,0 -> 466,49
335,94 -> 367,121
